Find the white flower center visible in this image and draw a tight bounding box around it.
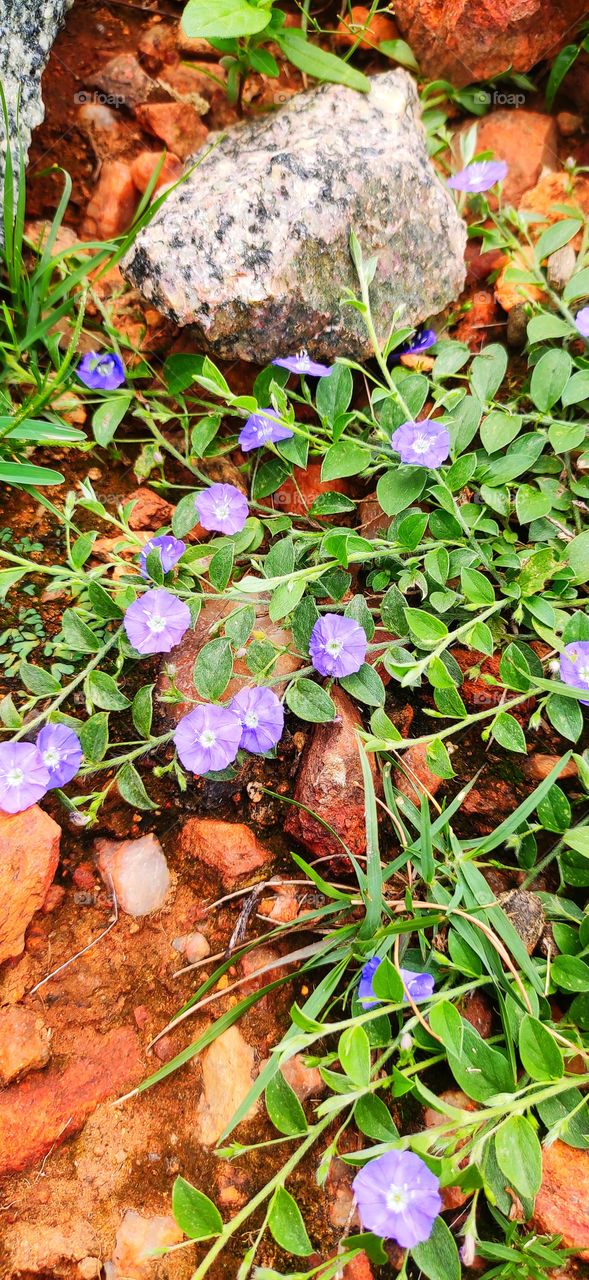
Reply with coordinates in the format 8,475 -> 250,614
147,614 -> 166,634
326,638 -> 343,657
257,419 -> 274,440
411,434 -> 431,455
213,499 -> 230,520
244,711 -> 259,729
6,767 -> 24,788
578,663 -> 589,681
385,1184 -> 409,1213
199,729 -> 216,749
43,748 -> 60,767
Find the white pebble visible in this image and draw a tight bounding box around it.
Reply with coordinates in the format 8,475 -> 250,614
95,835 -> 170,917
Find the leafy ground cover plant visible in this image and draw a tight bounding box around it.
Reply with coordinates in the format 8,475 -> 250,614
2,71 -> 589,1278
179,0 -> 370,105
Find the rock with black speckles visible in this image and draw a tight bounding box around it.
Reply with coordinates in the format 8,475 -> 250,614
0,1 -> 74,223
122,70 -> 466,362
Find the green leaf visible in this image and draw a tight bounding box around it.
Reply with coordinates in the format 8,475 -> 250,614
321,441 -> 370,481
460,567 -> 495,605
426,736 -> 455,779
0,567 -> 27,600
546,693 -> 583,743
354,1094 -> 399,1141
0,417 -> 84,443
62,608 -> 102,653
537,784 -> 571,833
268,1186 -> 313,1257
86,670 -> 130,711
515,484 -> 552,524
70,532 -> 96,570
527,313 -> 573,342
376,466 -> 426,516
20,662 -> 61,696
193,637 -> 233,701
275,29 -> 370,92
564,265 -> 589,302
285,679 -> 335,723
546,41 -> 580,108
563,826 -> 589,857
567,530 -> 589,583
79,711 -> 109,762
340,662 -> 385,706
316,364 -> 353,423
268,578 -> 306,623
379,37 -> 418,70
172,1176 -> 223,1239
530,349 -> 572,412
491,711 -> 527,754
132,684 -> 154,737
480,409 -> 522,454
0,460 -> 65,486
404,608 -> 448,646
92,394 -> 132,447
412,1215 -> 460,1280
561,369 -> 589,407
470,343 -> 507,403
265,1072 -> 308,1136
495,1115 -> 542,1201
536,217 -> 582,261
537,1086 -> 589,1148
309,491 -> 356,516
209,544 -> 234,592
338,1025 -> 371,1088
87,581 -> 123,619
116,761 -> 157,811
551,954 -> 589,992
172,492 -> 200,538
519,1015 -> 563,1081
371,956 -> 404,1003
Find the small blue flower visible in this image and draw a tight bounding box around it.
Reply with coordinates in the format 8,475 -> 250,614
575,307 -> 589,339
391,419 -> 450,468
139,535 -> 186,579
238,408 -> 294,453
391,328 -> 437,362
359,956 -> 435,1007
448,160 -> 508,193
77,351 -> 126,390
272,350 -> 332,377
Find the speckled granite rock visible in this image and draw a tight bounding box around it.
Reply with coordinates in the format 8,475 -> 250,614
123,70 -> 466,363
0,0 -> 74,216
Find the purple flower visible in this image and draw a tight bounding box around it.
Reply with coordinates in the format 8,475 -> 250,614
36,724 -> 83,788
560,640 -> 589,706
272,351 -> 333,377
231,686 -> 284,754
174,703 -> 242,774
448,160 -> 508,193
195,483 -> 249,535
238,408 -> 294,453
352,1150 -> 442,1248
359,956 -> 435,1008
309,614 -> 367,679
391,419 -> 450,468
139,535 -> 186,579
575,307 -> 589,338
0,741 -> 49,814
77,351 -> 126,390
392,328 -> 437,361
124,587 -> 191,655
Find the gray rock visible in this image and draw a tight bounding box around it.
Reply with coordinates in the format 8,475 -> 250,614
0,0 -> 74,216
123,70 -> 466,363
